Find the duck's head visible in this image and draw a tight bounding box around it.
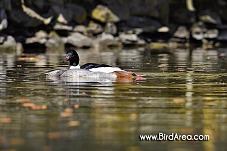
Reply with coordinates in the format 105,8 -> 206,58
65,49 -> 79,66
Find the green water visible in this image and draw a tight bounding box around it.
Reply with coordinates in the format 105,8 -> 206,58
0,48 -> 227,151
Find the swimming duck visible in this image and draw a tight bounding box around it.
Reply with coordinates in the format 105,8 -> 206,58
46,49 -> 142,82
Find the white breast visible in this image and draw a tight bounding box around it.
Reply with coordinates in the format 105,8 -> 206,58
69,65 -> 80,69
89,67 -> 123,73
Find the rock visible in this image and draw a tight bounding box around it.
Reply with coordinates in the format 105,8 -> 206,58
25,30 -> 48,47
191,22 -> 206,40
63,32 -> 92,48
119,33 -> 138,42
0,9 -> 7,31
46,32 -> 64,50
119,33 -> 145,46
157,26 -> 169,33
99,33 -> 115,41
53,23 -> 73,31
0,35 -> 23,53
51,5 -> 73,23
105,0 -> 167,24
146,42 -> 173,54
104,22 -> 117,35
199,10 -> 221,25
9,9 -> 43,27
35,30 -> 48,38
73,25 -> 87,35
173,26 -> 189,39
100,0 -> 130,21
91,5 -> 119,23
204,29 -> 219,39
24,30 -> 65,50
87,22 -> 103,35
0,0 -> 12,11
65,3 -> 87,24
94,33 -> 121,49
26,36 -> 46,45
118,16 -> 162,33
0,35 -> 13,45
21,0 -> 52,25
56,13 -> 67,24
51,4 -> 87,24
191,22 -> 219,40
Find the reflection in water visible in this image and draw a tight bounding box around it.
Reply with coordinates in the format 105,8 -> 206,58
0,48 -> 227,151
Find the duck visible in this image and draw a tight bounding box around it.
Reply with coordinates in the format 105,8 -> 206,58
46,49 -> 144,82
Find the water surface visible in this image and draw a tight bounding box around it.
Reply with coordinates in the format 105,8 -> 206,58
0,48 -> 227,151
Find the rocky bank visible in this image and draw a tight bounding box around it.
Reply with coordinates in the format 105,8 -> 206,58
0,0 -> 227,51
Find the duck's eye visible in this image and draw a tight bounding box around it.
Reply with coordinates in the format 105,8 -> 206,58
67,53 -> 74,57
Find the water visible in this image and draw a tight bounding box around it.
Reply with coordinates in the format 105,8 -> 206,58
0,48 -> 227,151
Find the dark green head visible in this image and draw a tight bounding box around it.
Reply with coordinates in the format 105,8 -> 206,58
65,49 -> 79,66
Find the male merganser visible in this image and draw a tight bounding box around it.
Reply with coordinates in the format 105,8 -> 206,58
46,49 -> 142,82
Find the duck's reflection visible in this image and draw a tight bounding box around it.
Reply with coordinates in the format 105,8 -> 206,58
46,74 -> 117,84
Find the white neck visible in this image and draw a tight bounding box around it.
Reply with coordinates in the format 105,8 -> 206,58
70,65 -> 80,69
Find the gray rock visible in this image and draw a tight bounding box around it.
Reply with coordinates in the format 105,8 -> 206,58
0,35 -> 20,52
73,25 -> 87,35
119,33 -> 138,42
0,9 -> 7,31
191,22 -> 219,40
204,29 -> 219,39
173,26 -> 189,39
35,30 -> 48,39
25,30 -> 48,44
157,26 -> 169,33
94,33 -> 122,49
53,23 -> 73,31
0,35 -> 15,45
87,22 -> 103,35
25,30 -> 65,50
63,32 -> 92,48
46,32 -> 64,50
191,22 -> 206,40
104,22 -> 117,35
119,33 -> 145,46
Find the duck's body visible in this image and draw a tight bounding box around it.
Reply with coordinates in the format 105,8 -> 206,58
46,49 -> 142,82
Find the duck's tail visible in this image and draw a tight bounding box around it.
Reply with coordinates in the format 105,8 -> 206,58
114,71 -> 146,82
